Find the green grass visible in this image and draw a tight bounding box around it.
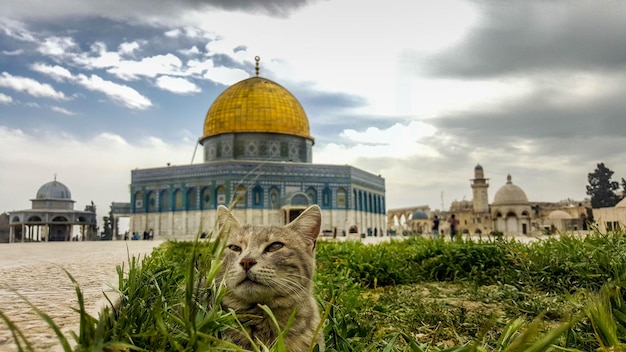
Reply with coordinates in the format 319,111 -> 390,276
2,229 -> 626,351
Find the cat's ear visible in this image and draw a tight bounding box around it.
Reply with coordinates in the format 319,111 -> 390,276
287,205 -> 321,245
216,205 -> 241,238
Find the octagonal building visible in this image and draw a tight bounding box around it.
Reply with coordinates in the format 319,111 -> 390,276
129,64 -> 386,239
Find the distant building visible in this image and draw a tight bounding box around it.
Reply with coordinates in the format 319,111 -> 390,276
7,178 -> 97,242
390,164 -> 590,236
0,213 -> 9,243
128,59 -> 386,239
592,197 -> 626,232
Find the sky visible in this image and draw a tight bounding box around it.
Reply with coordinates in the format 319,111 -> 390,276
2,0 -> 626,221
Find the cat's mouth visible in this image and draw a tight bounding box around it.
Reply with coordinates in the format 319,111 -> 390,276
238,273 -> 264,286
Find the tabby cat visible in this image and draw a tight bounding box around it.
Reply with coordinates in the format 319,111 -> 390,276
215,204 -> 325,351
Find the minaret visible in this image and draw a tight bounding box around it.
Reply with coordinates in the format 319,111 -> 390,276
471,164 -> 489,213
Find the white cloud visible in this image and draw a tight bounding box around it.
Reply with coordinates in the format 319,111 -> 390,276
0,93 -> 13,104
0,18 -> 36,42
118,41 -> 140,55
0,126 -> 193,219
2,49 -> 24,55
31,62 -> 73,82
72,42 -> 121,69
107,53 -> 184,80
186,58 -> 248,85
156,75 -> 201,94
51,106 -> 75,115
30,63 -> 153,110
75,73 -> 152,110
0,71 -> 68,100
315,120 -> 439,164
182,0 -> 479,117
38,35 -> 77,56
179,45 -> 201,56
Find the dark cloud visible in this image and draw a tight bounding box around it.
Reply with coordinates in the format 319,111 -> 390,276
211,53 -> 248,70
3,0 -> 318,20
420,2 -> 626,78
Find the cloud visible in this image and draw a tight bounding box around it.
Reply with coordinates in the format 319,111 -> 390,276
38,36 -> 78,56
156,75 -> 201,94
72,42 -> 122,70
107,53 -> 183,80
51,106 -> 76,115
0,126 -> 194,217
31,62 -> 73,82
0,71 -> 68,99
2,49 -> 24,55
178,46 -> 201,56
31,63 -> 153,110
118,41 -> 140,55
422,2 -> 626,78
3,0 -> 319,20
75,73 -> 152,110
0,93 -> 13,104
0,18 -> 36,42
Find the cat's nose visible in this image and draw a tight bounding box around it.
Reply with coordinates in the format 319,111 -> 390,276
240,257 -> 257,271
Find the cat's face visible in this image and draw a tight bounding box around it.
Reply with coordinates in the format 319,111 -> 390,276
216,205 -> 321,304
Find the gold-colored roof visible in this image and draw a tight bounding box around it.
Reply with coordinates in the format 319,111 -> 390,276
201,76 -> 313,141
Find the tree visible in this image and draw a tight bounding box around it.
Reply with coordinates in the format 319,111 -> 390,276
586,162 -> 620,208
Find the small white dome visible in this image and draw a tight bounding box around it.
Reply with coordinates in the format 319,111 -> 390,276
492,175 -> 528,205
547,210 -> 572,219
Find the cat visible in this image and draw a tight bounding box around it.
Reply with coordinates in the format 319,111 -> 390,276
215,204 -> 325,352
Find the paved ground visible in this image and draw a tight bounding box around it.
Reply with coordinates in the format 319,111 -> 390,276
0,240 -> 163,352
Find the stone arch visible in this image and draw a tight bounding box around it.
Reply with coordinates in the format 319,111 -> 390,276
187,187 -> 198,210
147,190 -> 157,212
252,185 -> 263,207
200,187 -> 211,210
215,186 -> 226,206
234,185 -> 246,207
337,188 -> 347,208
269,187 -> 280,209
173,189 -> 183,210
306,186 -> 317,204
133,191 -> 143,212
322,187 -> 332,208
160,189 -> 170,211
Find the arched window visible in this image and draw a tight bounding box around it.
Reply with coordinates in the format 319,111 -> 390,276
252,185 -> 263,207
234,185 -> 246,207
337,188 -> 347,208
322,187 -> 332,208
159,190 -> 170,211
306,187 -> 317,204
269,187 -> 280,209
174,189 -> 183,210
187,187 -> 198,210
201,187 -> 211,210
147,191 -> 157,212
215,186 -> 226,206
134,191 -> 144,212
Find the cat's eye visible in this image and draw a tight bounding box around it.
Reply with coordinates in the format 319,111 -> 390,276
227,244 -> 242,252
265,242 -> 284,253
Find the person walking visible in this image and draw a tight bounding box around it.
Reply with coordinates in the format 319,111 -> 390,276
448,214 -> 459,240
431,215 -> 440,240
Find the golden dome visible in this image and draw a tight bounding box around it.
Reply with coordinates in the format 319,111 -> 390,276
201,76 -> 314,142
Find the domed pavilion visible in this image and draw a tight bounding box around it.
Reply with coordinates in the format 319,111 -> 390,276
8,178 -> 97,242
129,58 -> 386,239
491,174 -> 532,235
